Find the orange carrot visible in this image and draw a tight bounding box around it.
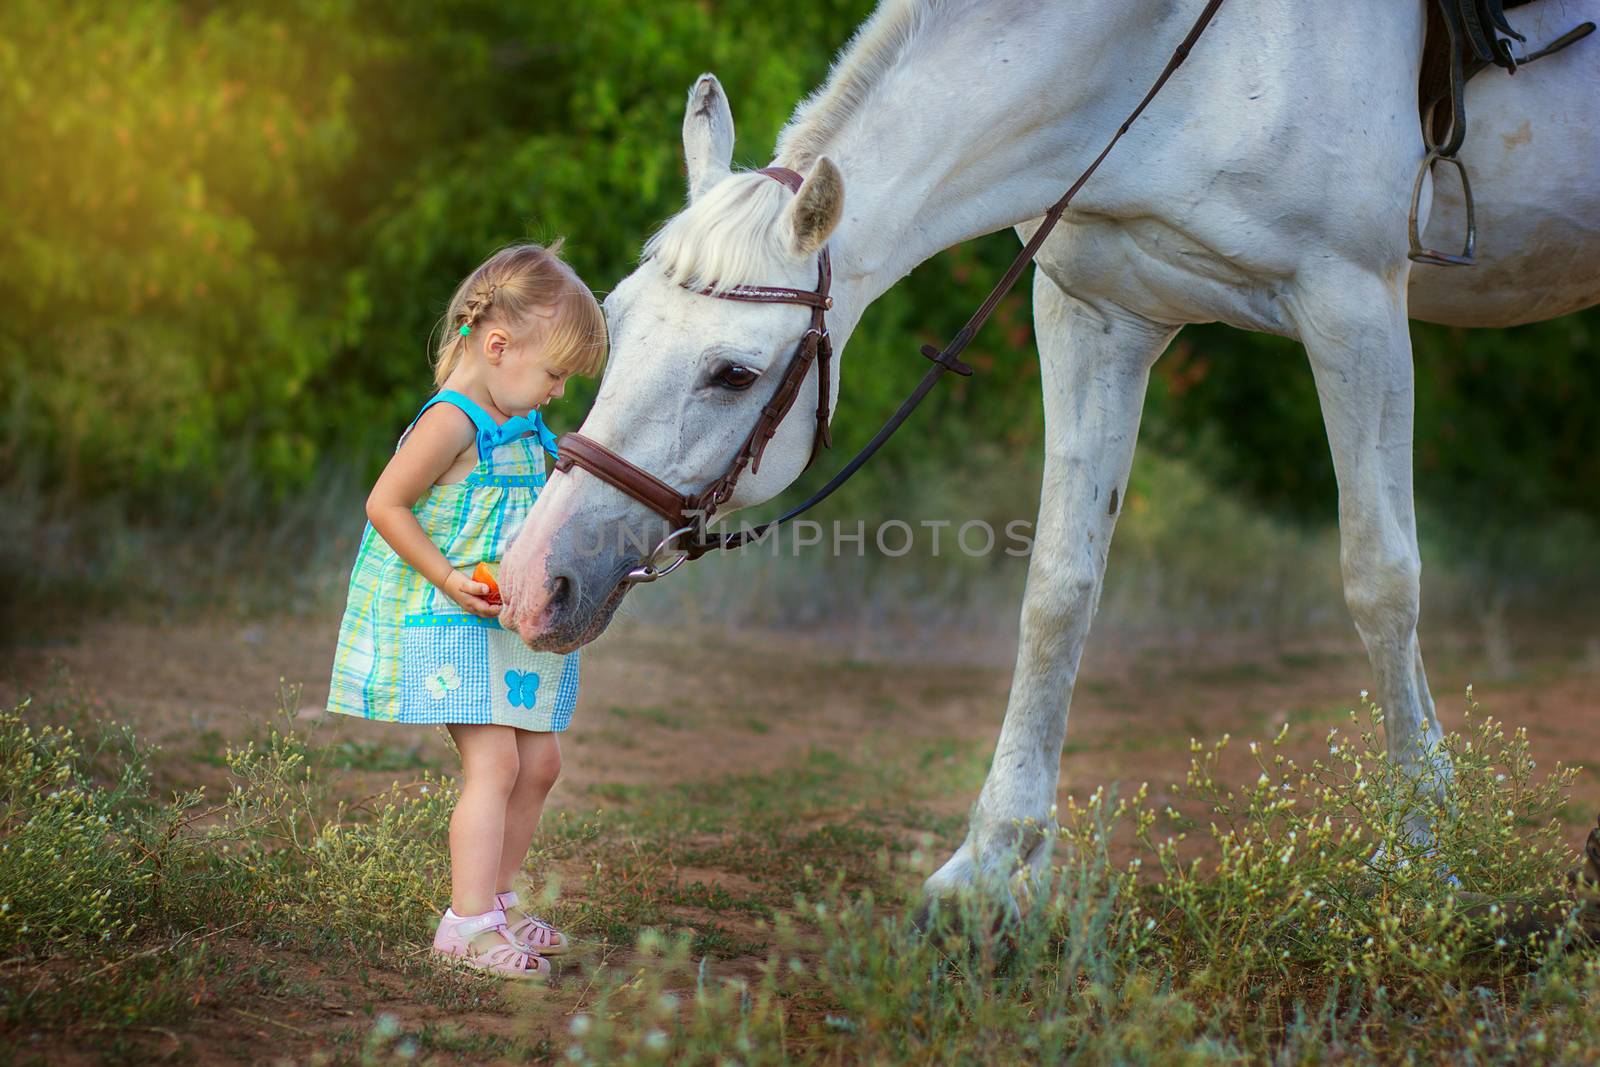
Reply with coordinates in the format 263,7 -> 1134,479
472,561 -> 502,605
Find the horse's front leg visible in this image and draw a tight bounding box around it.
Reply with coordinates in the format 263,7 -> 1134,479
918,269 -> 1177,928
1295,267 -> 1453,845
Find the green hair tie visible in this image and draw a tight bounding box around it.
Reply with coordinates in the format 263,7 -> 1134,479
459,325 -> 472,337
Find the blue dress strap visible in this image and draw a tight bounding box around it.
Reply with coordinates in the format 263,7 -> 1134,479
402,390 -> 500,462
420,390 -> 500,436
404,390 -> 560,461
522,409 -> 562,460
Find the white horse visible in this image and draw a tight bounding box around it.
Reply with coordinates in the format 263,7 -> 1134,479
500,0 -> 1600,919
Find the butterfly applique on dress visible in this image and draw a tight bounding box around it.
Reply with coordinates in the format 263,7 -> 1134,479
425,664 -> 463,700
505,670 -> 541,709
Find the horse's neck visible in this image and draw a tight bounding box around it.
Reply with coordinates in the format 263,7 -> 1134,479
780,0 -> 1408,324
774,1 -> 1159,310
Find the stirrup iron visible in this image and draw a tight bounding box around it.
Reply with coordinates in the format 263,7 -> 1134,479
1408,100 -> 1478,267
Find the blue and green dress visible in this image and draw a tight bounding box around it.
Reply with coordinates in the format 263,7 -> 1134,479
326,390 -> 578,731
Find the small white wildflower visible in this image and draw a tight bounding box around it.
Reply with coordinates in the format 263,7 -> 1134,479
568,1015 -> 592,1036
643,1030 -> 670,1053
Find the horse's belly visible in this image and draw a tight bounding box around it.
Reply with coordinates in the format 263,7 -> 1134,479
1408,1 -> 1600,327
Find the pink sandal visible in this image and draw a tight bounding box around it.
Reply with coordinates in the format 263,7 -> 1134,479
432,907 -> 550,980
495,890 -> 571,956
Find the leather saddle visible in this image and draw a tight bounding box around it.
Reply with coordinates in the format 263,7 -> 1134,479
1411,0 -> 1593,265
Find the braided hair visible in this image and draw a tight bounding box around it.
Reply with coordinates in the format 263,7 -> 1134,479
432,238 -> 608,387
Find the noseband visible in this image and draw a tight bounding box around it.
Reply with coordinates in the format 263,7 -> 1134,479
553,166 -> 836,575
553,0 -> 1230,583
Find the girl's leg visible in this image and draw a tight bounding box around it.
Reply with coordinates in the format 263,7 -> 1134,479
497,730 -> 562,893
446,723 -> 521,916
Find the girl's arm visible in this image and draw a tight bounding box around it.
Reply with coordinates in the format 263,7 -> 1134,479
366,406 -> 498,618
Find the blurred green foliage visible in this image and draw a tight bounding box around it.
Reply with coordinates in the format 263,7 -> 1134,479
1,0 -> 1594,532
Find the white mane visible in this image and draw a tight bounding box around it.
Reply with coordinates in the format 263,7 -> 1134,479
641,172 -> 794,294
776,0 -> 953,169
643,0 -> 957,293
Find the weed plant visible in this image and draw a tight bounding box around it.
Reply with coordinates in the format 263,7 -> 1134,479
3,690 -> 1598,1062
0,695 -> 486,1042
555,694 -> 1600,1065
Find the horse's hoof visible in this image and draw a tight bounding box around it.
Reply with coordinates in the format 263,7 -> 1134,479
910,896 -> 940,936
1581,815 -> 1600,885
910,885 -> 1021,950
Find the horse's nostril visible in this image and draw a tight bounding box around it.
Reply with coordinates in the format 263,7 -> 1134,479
549,575 -> 572,613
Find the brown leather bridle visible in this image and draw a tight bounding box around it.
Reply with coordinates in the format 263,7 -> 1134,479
552,167 -> 836,578
552,0 -> 1229,583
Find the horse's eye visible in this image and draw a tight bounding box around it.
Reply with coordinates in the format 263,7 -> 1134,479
715,364 -> 759,391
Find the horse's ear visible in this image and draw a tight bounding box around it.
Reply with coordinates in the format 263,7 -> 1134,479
683,74 -> 734,203
784,156 -> 844,256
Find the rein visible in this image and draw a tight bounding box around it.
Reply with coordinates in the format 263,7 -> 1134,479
554,0 -> 1228,583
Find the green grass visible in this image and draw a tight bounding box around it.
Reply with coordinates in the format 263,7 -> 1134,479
325,736 -> 432,771
10,440 -> 1600,673
607,704 -> 686,729
557,694 -> 1600,1065
0,466 -> 365,644
3,686 -> 1600,1064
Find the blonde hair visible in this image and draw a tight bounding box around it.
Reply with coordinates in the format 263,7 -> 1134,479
433,239 -> 608,387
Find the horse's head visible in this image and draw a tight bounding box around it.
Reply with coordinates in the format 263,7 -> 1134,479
500,74 -> 847,651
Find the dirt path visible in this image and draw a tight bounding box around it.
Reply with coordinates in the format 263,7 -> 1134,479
3,609 -> 1598,1063
7,608 -> 1596,822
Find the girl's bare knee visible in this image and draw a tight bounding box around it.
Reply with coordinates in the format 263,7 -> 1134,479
515,734 -> 562,796
454,726 -> 522,797
485,754 -> 523,797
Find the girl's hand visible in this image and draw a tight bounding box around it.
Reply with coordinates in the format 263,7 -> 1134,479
442,569 -> 500,618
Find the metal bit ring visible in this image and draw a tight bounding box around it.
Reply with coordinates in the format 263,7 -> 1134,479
624,523 -> 699,584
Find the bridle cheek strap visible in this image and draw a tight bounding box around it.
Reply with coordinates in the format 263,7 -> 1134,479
553,165 -> 835,548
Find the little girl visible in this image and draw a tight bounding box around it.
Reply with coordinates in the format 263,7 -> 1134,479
326,240 -> 607,979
